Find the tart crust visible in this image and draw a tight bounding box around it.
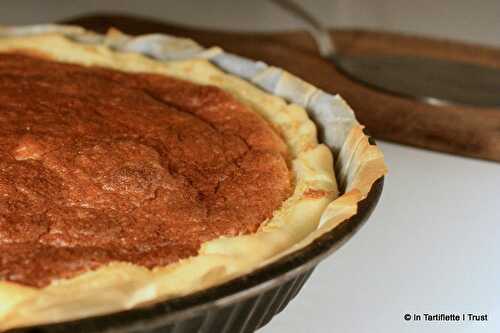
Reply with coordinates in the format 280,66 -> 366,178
0,31 -> 386,331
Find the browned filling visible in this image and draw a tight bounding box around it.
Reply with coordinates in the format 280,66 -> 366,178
0,53 -> 292,288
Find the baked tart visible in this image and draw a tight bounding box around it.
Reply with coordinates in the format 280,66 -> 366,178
0,25 -> 386,331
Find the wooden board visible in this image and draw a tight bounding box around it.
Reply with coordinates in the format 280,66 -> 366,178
63,14 -> 500,162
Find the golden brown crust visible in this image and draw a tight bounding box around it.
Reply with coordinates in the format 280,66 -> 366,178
0,52 -> 294,287
0,31 -> 386,331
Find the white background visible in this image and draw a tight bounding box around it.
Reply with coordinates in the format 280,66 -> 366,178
1,1 -> 499,332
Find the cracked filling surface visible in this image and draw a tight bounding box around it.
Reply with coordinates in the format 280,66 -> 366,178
0,53 -> 292,288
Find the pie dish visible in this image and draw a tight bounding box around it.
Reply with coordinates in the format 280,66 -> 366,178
0,25 -> 387,332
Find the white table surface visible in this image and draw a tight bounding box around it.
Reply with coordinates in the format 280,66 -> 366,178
262,141 -> 500,333
2,1 -> 500,332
